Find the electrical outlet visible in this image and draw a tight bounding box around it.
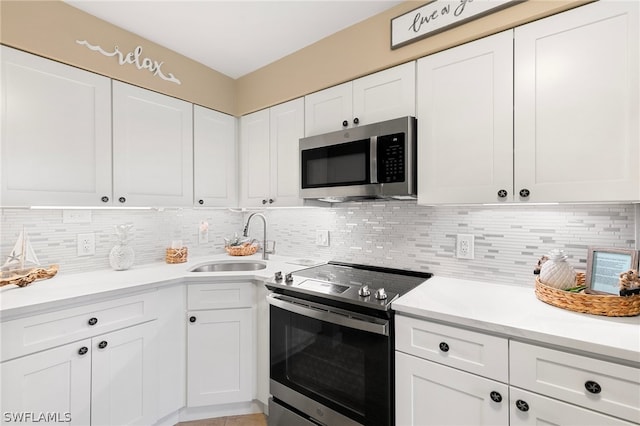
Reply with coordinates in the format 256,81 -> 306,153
456,234 -> 474,259
316,230 -> 329,247
77,233 -> 95,256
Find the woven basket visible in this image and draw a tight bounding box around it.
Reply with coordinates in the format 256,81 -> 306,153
535,273 -> 640,317
166,247 -> 188,264
225,243 -> 258,256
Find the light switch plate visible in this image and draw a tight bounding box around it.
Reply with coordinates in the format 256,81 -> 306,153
316,230 -> 329,247
63,210 -> 92,224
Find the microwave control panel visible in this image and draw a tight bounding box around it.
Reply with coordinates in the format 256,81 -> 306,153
377,133 -> 405,183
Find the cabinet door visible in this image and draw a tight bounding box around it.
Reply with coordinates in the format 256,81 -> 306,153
1,46 -> 112,207
193,106 -> 237,207
270,98 -> 305,206
240,109 -> 271,207
304,82 -> 352,136
91,321 -> 157,426
186,308 -> 253,406
510,387 -> 637,426
155,285 -> 186,420
417,30 -> 513,204
0,339 -> 92,426
353,62 -> 416,126
396,351 -> 508,426
112,81 -> 193,207
515,1 -> 639,202
255,283 -> 270,405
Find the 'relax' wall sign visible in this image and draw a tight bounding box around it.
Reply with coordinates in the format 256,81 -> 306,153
391,0 -> 522,49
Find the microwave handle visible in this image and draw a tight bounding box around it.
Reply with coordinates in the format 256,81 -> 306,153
267,293 -> 389,336
370,136 -> 378,184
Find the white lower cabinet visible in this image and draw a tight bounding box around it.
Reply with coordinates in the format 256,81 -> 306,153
155,285 -> 187,419
395,315 -> 509,426
396,351 -> 508,426
395,315 -> 640,426
1,339 -> 92,426
1,320 -> 157,426
186,282 -> 254,407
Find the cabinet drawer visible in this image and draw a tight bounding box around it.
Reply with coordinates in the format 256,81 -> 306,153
187,282 -> 253,310
510,341 -> 640,423
1,291 -> 158,362
510,387 -> 637,426
395,315 -> 508,382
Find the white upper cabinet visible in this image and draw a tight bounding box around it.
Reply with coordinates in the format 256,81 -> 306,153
515,0 -> 639,203
304,62 -> 415,136
240,109 -> 271,207
1,46 -> 112,206
269,98 -> 305,206
240,98 -> 305,207
417,1 -> 639,205
193,106 -> 237,207
112,81 -> 193,207
417,30 -> 514,204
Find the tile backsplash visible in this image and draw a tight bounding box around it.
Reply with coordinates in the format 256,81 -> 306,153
1,203 -> 637,287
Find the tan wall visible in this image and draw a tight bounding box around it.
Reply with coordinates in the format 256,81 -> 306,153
236,0 -> 590,115
0,0 -> 237,115
1,0 -> 589,117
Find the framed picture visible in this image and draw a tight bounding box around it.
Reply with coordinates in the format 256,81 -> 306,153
585,247 -> 639,295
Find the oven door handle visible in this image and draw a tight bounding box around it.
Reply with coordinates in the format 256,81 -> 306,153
267,293 -> 389,336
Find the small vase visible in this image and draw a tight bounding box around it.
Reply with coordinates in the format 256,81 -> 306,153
109,243 -> 135,271
539,249 -> 576,290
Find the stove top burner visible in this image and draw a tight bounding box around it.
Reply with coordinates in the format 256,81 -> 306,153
266,261 -> 432,312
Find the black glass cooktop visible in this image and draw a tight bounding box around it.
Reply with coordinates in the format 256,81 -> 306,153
267,261 -> 432,312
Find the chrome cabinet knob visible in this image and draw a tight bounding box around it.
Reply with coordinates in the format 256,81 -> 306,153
375,288 -> 387,300
358,285 -> 371,297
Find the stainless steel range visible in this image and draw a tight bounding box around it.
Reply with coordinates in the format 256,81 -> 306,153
266,261 -> 432,426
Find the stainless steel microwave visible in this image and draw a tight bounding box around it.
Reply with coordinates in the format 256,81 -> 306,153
299,116 -> 417,202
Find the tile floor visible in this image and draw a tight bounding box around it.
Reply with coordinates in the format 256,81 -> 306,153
177,413 -> 267,426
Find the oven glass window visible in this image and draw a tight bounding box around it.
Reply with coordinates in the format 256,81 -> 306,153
270,304 -> 390,426
301,139 -> 370,188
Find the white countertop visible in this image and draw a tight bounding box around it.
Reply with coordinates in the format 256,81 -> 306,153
393,276 -> 640,364
2,259 -> 639,365
0,253 -> 316,320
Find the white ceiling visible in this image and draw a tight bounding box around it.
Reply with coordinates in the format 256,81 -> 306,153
64,0 -> 404,79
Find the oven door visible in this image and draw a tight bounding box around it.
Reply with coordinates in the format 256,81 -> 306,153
268,293 -> 392,426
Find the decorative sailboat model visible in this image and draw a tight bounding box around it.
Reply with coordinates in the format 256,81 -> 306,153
1,231 -> 58,287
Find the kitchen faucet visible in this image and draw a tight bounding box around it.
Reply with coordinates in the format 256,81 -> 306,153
242,213 -> 274,260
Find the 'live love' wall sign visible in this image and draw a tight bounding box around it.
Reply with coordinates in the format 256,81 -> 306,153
391,0 -> 522,49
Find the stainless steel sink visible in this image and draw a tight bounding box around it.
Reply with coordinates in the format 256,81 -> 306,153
189,260 -> 267,272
